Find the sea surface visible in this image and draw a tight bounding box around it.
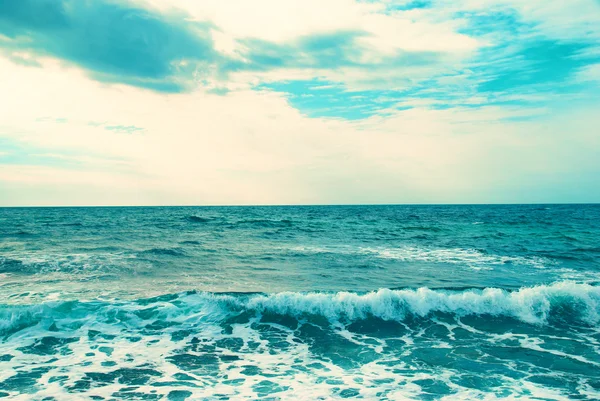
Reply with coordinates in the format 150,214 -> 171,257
1,205 -> 599,400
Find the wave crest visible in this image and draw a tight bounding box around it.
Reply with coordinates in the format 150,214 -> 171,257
1,282 -> 598,336
242,281 -> 600,325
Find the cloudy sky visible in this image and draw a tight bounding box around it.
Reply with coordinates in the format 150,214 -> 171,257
1,0 -> 599,206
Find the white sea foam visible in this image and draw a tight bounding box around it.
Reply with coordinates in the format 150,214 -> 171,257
0,250 -> 140,274
290,245 -> 554,270
1,282 -> 598,400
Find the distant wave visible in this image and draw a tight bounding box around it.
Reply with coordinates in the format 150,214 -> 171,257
573,246 -> 600,254
0,258 -> 26,273
139,248 -> 187,257
186,215 -> 212,223
231,218 -> 293,228
290,245 -> 554,269
402,225 -> 444,232
0,230 -> 36,237
0,252 -> 137,275
180,240 -> 201,245
362,246 -> 553,269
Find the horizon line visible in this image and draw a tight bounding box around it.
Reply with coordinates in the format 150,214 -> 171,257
1,202 -> 599,208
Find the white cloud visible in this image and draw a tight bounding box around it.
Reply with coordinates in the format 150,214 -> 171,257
135,0 -> 482,93
136,0 -> 600,97
142,0 -> 480,53
144,0 -> 372,41
576,63 -> 600,84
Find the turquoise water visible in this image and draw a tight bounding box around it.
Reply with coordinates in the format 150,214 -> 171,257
1,205 -> 599,399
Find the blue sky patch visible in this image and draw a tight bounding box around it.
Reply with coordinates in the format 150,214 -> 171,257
476,40 -> 597,94
386,0 -> 432,12
0,138 -> 81,168
256,80 -> 411,119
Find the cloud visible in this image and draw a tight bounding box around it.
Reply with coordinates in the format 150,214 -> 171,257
0,0 -> 597,126
456,0 -> 600,42
0,0 -> 480,97
103,125 -> 144,134
0,0 -> 217,92
252,35 -> 598,120
231,31 -> 369,71
576,63 -> 600,84
220,30 -> 452,90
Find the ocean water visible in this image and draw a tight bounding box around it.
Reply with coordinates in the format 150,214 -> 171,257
1,205 -> 599,400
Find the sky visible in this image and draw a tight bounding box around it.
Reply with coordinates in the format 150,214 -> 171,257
0,0 -> 599,206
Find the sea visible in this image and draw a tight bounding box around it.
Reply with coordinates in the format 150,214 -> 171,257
0,205 -> 599,400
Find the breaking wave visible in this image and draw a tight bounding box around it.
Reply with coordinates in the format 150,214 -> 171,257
2,281 -> 599,400
1,282 -> 598,335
